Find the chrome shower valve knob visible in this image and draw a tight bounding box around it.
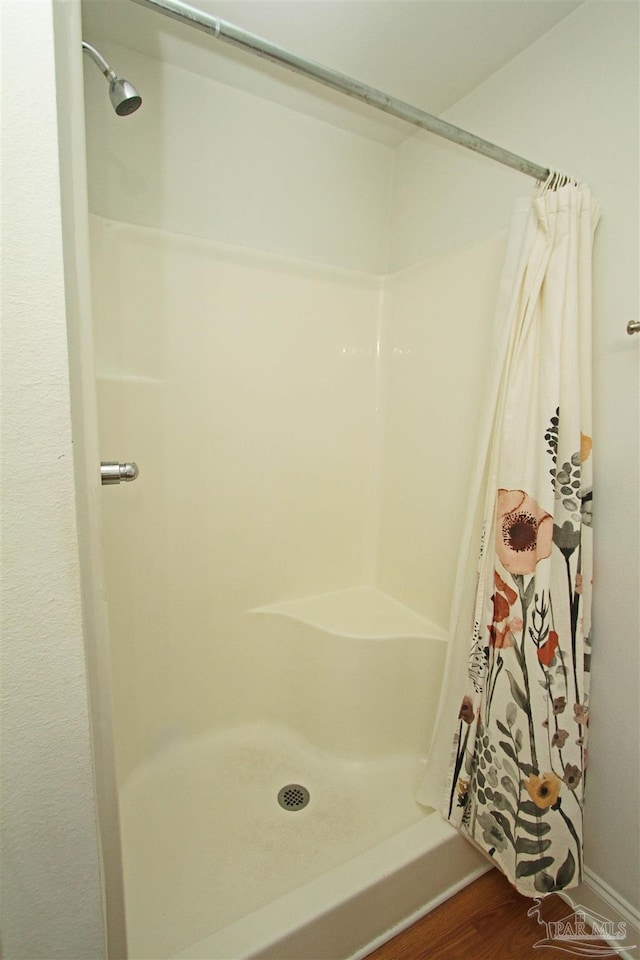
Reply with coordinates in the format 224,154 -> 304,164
100,461 -> 139,485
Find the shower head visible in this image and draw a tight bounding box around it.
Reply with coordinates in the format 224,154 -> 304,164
82,41 -> 142,116
109,77 -> 142,116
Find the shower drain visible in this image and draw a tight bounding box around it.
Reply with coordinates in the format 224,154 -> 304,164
277,783 -> 310,811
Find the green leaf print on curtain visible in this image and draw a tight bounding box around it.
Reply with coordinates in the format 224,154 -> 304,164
437,180 -> 600,896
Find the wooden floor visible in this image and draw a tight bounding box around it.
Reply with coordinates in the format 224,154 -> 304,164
365,868 -> 612,960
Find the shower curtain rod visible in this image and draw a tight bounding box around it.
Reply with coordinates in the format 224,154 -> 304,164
130,0 -> 552,182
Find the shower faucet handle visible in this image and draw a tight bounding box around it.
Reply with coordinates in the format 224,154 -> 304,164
100,461 -> 139,485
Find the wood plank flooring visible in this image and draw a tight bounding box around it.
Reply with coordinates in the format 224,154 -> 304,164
365,868 -> 612,960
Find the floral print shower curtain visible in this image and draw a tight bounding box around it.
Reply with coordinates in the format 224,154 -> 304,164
441,181 -> 600,896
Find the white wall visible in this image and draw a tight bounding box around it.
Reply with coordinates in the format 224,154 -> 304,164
0,2 -> 107,957
388,0 -> 640,912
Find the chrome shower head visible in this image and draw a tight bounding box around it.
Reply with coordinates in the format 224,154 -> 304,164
109,77 -> 142,116
82,41 -> 142,116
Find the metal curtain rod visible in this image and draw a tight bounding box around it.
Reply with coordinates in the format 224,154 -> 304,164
130,0 -> 551,182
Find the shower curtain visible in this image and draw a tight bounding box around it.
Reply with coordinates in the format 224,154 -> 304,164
418,179 -> 600,896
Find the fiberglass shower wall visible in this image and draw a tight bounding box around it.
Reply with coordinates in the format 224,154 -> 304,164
84,38 -> 499,784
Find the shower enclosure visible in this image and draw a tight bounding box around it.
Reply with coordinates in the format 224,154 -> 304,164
78,3 -> 514,956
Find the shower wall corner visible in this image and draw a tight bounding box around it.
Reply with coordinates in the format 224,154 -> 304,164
52,2 -> 128,956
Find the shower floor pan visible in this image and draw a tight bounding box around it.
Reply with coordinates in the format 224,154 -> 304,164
120,723 -> 488,959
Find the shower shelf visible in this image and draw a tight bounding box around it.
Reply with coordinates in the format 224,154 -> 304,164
250,586 -> 447,641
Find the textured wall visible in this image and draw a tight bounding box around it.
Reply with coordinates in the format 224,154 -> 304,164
0,2 -> 106,957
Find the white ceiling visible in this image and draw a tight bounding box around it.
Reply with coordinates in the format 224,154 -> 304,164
82,0 -> 584,145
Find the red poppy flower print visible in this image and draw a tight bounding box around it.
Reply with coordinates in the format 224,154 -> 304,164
458,696 -> 475,725
495,571 -> 518,606
496,489 -> 553,575
537,630 -> 559,666
488,570 -> 522,649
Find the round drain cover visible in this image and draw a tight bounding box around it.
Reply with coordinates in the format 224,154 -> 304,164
277,783 -> 310,811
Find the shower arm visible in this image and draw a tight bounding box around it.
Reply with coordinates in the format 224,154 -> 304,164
130,0 -> 554,183
82,40 -> 117,83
